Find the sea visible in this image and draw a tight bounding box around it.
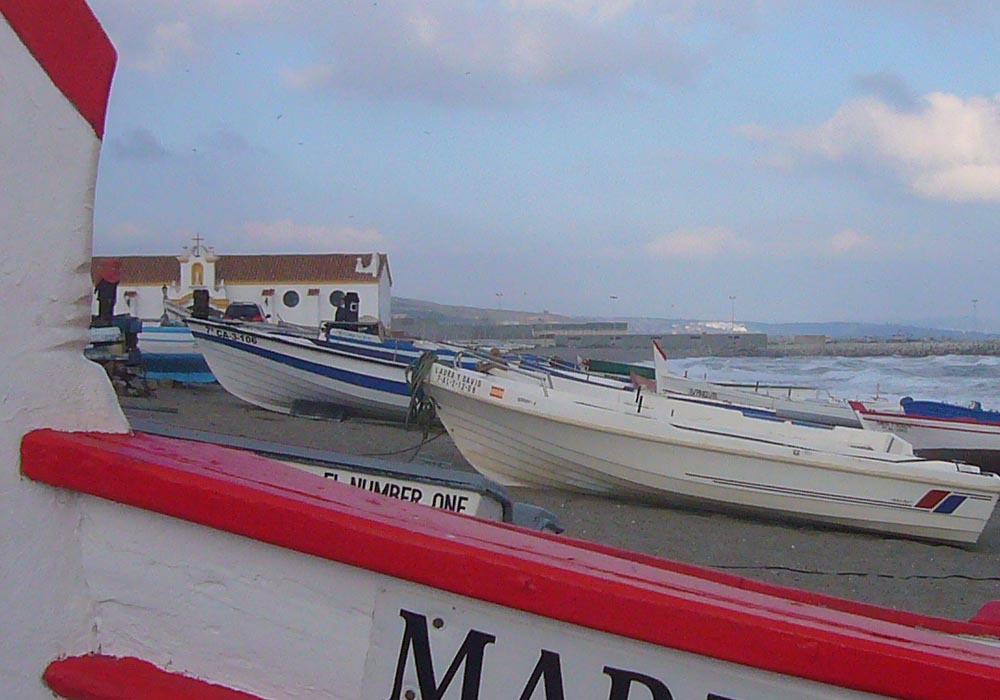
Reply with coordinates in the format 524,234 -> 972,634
656,354 -> 1000,409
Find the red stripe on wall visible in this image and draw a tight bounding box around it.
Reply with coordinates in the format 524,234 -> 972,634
44,655 -> 267,700
0,0 -> 116,137
21,429 -> 1000,700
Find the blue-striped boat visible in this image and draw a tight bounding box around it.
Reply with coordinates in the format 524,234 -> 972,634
185,317 -> 475,419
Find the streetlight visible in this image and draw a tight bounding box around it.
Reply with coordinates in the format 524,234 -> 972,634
729,295 -> 736,332
609,295 -> 618,319
972,298 -> 979,335
495,292 -> 503,310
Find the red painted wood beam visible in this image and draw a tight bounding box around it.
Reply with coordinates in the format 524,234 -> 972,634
0,0 -> 116,137
21,429 -> 1000,700
44,655 -> 267,700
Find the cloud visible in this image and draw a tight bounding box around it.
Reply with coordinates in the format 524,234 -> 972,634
134,21 -> 197,72
93,221 -> 157,254
783,92 -> 1000,203
90,0 -> 270,72
241,220 -> 387,252
109,128 -> 170,161
827,229 -> 873,254
643,226 -> 742,258
850,71 -> 918,111
92,1 -> 772,104
277,2 -> 732,104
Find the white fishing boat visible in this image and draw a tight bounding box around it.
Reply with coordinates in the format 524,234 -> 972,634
11,4 -> 1000,699
852,399 -> 1000,473
138,321 -> 198,355
185,316 -> 477,419
421,359 -> 1000,544
652,340 -> 862,427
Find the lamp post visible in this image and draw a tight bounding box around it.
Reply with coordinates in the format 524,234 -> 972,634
729,295 -> 736,332
609,295 -> 618,319
972,298 -> 979,335
496,292 -> 503,311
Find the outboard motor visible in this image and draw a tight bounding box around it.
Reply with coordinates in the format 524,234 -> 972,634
192,289 -> 210,319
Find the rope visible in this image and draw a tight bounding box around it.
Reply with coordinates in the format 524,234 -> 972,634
358,429 -> 448,462
405,351 -> 439,435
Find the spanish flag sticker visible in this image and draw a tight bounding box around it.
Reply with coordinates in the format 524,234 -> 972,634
489,385 -> 505,400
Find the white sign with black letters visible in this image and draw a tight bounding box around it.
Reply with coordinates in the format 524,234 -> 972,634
279,460 -> 502,521
360,584 -> 889,700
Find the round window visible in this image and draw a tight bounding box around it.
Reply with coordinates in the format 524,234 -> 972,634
282,290 -> 300,308
329,289 -> 345,307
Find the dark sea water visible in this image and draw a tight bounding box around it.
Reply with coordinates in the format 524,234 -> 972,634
659,354 -> 1000,408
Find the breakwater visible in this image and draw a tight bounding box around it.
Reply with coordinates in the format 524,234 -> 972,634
765,337 -> 1000,358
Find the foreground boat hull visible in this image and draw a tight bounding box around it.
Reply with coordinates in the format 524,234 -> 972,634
427,366 -> 1000,544
13,2 -> 1000,696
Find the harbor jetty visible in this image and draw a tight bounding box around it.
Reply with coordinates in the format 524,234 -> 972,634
765,336 -> 1000,358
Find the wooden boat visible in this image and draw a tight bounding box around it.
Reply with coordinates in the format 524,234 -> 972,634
127,417 -> 562,531
185,316 -> 475,419
652,340 -> 862,427
10,4 -> 1000,698
852,398 -> 1000,472
422,359 -> 1000,544
134,321 -> 215,382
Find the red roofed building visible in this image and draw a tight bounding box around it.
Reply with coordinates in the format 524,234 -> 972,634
92,238 -> 392,328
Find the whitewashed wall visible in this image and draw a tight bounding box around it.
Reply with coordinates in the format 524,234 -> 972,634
0,15 -> 128,700
110,277 -> 389,328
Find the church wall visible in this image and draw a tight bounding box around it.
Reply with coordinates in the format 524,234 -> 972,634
92,251 -> 391,328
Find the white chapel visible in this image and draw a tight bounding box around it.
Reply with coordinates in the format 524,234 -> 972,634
92,238 -> 392,329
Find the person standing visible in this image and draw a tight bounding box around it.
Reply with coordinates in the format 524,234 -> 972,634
94,258 -> 121,326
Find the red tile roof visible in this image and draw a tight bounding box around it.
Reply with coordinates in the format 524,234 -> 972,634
92,253 -> 391,286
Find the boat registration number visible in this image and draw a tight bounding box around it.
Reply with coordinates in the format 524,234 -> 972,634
434,366 -> 483,394
210,327 -> 259,345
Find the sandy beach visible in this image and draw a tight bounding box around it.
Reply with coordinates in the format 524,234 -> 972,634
120,381 -> 1000,622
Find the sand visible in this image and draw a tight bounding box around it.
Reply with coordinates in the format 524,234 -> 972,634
120,381 -> 1000,622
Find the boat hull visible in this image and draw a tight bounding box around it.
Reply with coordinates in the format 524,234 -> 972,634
853,402 -> 1000,473
427,365 -> 1000,544
187,319 -> 413,419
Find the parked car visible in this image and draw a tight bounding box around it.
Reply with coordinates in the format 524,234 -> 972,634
223,302 -> 267,322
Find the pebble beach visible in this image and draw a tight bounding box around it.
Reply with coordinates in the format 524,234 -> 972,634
120,381 -> 1000,622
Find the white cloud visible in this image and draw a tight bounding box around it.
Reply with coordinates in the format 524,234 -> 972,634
644,226 -> 741,258
785,92 -> 1000,203
135,21 -> 197,73
279,2 -> 726,104
90,0 -> 271,72
94,221 -> 156,254
241,220 -> 386,252
283,64 -> 336,92
827,229 -> 873,254
92,1 -> 768,103
505,0 -> 639,23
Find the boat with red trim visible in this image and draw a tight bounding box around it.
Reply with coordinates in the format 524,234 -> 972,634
852,397 -> 1000,472
8,3 -> 1000,698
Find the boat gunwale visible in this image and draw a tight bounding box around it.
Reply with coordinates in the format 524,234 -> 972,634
19,427 -> 1000,700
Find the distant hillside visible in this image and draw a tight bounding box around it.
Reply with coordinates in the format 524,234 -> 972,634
393,297 -> 983,340
392,297 -> 573,325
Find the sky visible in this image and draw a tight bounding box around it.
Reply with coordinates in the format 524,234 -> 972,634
87,1 -> 1000,329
